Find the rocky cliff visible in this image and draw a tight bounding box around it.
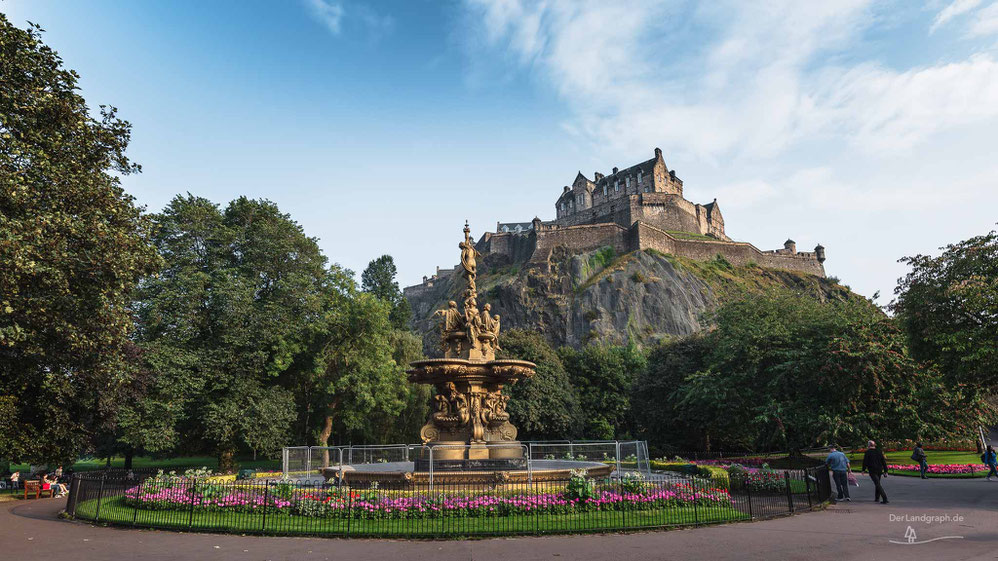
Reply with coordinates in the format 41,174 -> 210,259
407,246 -> 858,353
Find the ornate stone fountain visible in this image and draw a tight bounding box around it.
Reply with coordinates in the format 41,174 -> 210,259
319,223 -> 612,485
407,222 -> 536,470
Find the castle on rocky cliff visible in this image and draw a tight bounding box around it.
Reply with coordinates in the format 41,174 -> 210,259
408,148 -> 825,292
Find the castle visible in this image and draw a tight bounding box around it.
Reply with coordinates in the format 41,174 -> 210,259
408,148 -> 825,293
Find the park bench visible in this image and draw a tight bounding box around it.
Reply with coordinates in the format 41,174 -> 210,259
23,480 -> 55,499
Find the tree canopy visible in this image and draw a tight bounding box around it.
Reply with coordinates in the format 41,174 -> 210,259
0,16 -> 160,464
361,254 -> 411,330
893,229 -> 998,396
635,290 -> 988,454
498,330 -> 581,441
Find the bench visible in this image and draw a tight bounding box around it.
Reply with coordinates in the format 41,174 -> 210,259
23,480 -> 55,499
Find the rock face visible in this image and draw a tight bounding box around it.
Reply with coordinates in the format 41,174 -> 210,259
407,247 -> 855,352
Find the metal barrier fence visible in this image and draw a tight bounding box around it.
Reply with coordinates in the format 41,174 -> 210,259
65,465 -> 831,538
282,440 -> 652,481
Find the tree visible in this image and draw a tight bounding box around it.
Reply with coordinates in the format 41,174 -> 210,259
660,290 -> 987,452
302,280 -> 409,456
356,330 -> 429,444
893,229 -> 998,395
633,335 -> 713,454
0,17 -> 160,464
361,255 -> 411,329
130,195 -> 328,470
498,330 -> 581,441
559,344 -> 646,439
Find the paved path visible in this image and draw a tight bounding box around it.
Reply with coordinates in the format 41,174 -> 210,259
3,475 -> 997,561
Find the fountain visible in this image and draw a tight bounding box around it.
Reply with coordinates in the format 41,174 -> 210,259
322,223 -> 613,485
407,221 -> 536,470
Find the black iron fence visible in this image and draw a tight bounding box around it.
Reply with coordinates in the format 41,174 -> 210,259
65,466 -> 830,538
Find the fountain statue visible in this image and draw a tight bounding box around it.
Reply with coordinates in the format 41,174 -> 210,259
407,222 -> 536,469
315,223 -> 612,485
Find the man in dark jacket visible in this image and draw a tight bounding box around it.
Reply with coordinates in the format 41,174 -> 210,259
862,440 -> 889,504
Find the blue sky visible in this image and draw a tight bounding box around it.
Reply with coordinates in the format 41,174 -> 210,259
4,0 -> 998,302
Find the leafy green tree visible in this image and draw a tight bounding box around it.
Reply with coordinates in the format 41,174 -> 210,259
0,17 -> 160,464
129,195 -> 328,470
361,254 -> 411,329
632,335 -> 713,453
893,230 -> 998,395
662,290 -> 986,452
302,282 -> 408,455
498,330 -> 581,440
356,330 -> 429,444
559,344 -> 646,439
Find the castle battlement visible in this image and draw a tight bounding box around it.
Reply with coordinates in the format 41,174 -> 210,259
406,148 -> 826,292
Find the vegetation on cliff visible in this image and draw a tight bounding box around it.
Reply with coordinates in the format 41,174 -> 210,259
409,245 -> 863,352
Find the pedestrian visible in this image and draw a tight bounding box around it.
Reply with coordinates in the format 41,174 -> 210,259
912,443 -> 928,479
825,446 -> 851,502
984,445 -> 997,481
861,440 -> 889,504
9,471 -> 20,491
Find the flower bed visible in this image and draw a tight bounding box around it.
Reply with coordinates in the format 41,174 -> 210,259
123,480 -> 732,520
887,463 -> 987,475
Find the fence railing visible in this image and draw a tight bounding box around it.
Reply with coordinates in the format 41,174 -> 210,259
65,465 -> 831,538
282,440 -> 652,482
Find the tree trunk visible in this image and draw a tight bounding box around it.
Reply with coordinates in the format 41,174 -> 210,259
105,456 -> 111,468
124,448 -> 134,470
319,415 -> 333,468
218,448 -> 237,473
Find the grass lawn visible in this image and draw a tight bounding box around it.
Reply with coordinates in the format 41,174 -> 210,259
845,450 -> 987,478
73,495 -> 749,537
10,456 -> 281,474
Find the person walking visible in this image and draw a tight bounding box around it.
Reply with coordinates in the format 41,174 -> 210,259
825,446 -> 851,502
862,440 -> 889,504
984,445 -> 997,481
912,443 -> 928,479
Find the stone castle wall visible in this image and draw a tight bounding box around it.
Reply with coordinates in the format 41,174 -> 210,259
632,222 -> 826,276
465,221 -> 824,279
530,223 -> 631,263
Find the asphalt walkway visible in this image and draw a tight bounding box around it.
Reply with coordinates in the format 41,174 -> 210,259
3,474 -> 996,561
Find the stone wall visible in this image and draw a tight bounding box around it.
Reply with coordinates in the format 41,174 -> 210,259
633,222 -> 825,276
532,223 -> 630,264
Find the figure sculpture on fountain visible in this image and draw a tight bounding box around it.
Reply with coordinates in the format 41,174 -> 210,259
408,222 -> 536,464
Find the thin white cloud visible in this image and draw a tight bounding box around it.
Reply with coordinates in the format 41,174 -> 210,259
968,1 -> 998,36
304,0 -> 393,39
306,0 -> 344,34
931,0 -> 982,33
808,55 -> 998,151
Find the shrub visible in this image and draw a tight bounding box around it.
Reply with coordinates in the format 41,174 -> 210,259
565,469 -> 598,502
619,472 -> 647,494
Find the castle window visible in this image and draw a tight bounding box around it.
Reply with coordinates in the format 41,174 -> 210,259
638,170 -> 643,185
625,176 -> 630,190
602,185 -> 607,196
614,180 -> 619,192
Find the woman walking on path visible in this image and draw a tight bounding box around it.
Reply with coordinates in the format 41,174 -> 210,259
862,440 -> 889,504
912,443 -> 928,479
984,446 -> 997,480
